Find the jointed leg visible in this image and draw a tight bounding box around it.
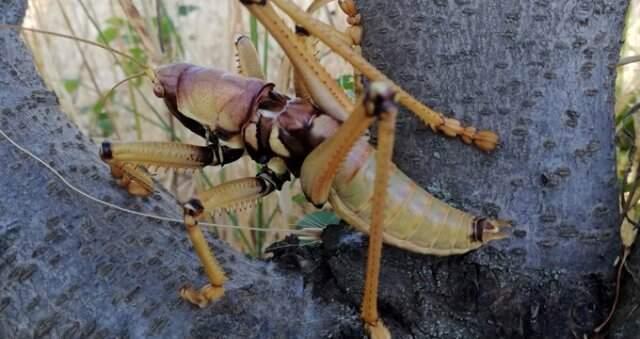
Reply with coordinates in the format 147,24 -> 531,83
299,96 -> 372,206
180,158 -> 290,307
243,1 -> 352,121
99,141 -> 243,196
292,0 -> 362,101
298,82 -> 396,338
361,84 -> 396,339
266,0 -> 499,151
235,35 -> 265,80
181,199 -> 227,308
180,175 -> 272,307
106,161 -> 154,197
338,0 -> 364,98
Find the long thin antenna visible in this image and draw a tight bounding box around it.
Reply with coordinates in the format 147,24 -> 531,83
97,71 -> 146,106
0,24 -> 150,71
0,128 -> 319,237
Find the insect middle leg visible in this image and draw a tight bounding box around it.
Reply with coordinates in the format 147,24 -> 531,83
99,141 -> 291,306
180,158 -> 290,307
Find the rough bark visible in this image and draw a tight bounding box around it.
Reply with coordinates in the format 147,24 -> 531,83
0,0 -> 632,339
0,2 -> 358,338
309,0 -> 623,338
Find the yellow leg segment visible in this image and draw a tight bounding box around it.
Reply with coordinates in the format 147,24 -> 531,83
297,81 -> 396,337
100,141 -> 215,197
180,200 -> 226,308
244,1 -> 352,121
179,175 -> 281,307
107,160 -> 154,197
299,98 -> 373,206
269,0 -> 499,152
235,35 -> 265,80
361,84 -> 396,339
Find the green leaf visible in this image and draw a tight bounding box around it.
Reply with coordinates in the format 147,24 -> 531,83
177,4 -> 199,16
97,26 -> 120,45
296,210 -> 340,229
62,79 -> 80,94
92,100 -> 105,114
291,193 -> 307,206
96,111 -> 114,137
158,15 -> 177,37
337,74 -> 354,91
128,46 -> 146,62
105,16 -> 126,27
122,47 -> 148,78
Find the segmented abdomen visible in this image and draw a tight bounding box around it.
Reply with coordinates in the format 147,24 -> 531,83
329,140 -> 481,255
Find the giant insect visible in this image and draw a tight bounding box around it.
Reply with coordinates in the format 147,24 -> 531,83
5,1 -> 511,338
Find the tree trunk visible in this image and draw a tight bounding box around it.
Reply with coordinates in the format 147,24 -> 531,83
0,2 -> 358,338
0,0 -> 632,338
312,0 -> 623,337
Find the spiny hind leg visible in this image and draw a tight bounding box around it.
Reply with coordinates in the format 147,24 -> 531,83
291,0 -> 360,101
338,0 -> 364,98
180,158 -> 290,307
268,0 -> 499,151
297,82 -> 395,338
360,84 -> 397,339
243,0 -> 352,121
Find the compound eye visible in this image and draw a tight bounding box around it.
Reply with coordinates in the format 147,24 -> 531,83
152,81 -> 165,98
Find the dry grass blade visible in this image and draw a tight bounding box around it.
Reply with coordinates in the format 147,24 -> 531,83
619,55 -> 640,67
118,0 -> 162,64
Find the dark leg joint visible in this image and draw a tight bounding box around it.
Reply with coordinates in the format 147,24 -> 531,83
99,141 -> 113,161
295,25 -> 310,36
184,199 -> 205,218
364,82 -> 397,117
257,165 -> 290,192
239,0 -> 267,5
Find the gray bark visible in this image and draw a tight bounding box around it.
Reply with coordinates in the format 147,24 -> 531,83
0,2 -> 358,338
320,0 -> 624,337
0,0 -> 632,338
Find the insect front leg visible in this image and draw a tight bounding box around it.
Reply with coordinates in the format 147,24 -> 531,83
180,158 -> 290,307
99,140 -> 243,196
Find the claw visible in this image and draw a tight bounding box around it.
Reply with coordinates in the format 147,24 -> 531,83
180,284 -> 225,308
365,319 -> 391,339
338,0 -> 358,18
100,141 -> 154,196
473,130 -> 499,152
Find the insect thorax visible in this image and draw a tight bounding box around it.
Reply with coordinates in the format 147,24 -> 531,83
242,90 -> 341,177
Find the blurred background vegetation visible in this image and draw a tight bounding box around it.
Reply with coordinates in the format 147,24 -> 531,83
21,0 -> 350,258
17,0 -> 640,257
